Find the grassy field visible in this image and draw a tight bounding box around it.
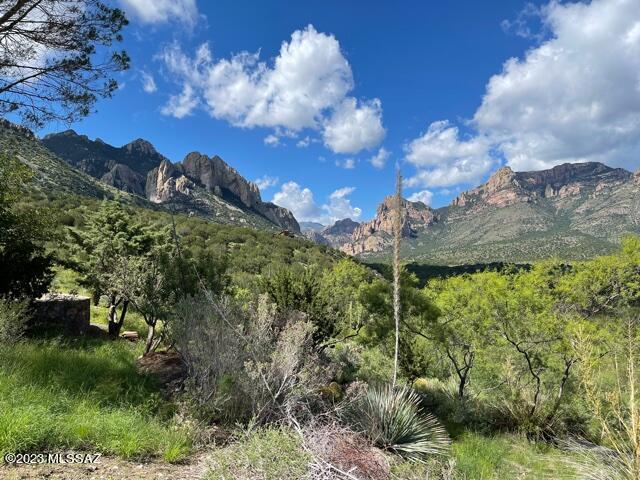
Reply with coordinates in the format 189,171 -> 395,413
0,338 -> 191,462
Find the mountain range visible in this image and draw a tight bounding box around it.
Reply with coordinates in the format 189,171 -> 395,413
35,127 -> 300,233
303,162 -> 640,264
4,118 -> 638,265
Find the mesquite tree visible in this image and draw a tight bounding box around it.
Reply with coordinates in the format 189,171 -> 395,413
113,253 -> 172,354
0,0 -> 129,127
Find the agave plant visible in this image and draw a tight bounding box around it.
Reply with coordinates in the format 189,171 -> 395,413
344,384 -> 450,461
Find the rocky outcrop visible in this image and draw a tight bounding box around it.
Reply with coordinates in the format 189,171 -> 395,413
0,118 -> 35,140
42,130 -> 300,233
101,164 -> 146,196
255,202 -> 300,233
320,218 -> 360,247
451,162 -> 633,211
635,169 -> 640,186
42,130 -> 168,180
303,230 -> 330,246
322,218 -> 359,236
341,197 -> 437,255
451,166 -> 531,209
145,155 -> 300,233
145,160 -> 194,203
352,196 -> 436,239
181,152 -> 262,209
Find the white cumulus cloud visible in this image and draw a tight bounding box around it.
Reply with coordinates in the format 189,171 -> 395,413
369,147 -> 390,169
474,0 -> 640,171
404,121 -> 494,188
158,25 -> 385,154
324,187 -> 362,222
405,0 -> 640,188
119,0 -> 199,26
407,190 -> 434,206
272,182 -> 361,224
322,98 -> 386,154
254,175 -> 279,190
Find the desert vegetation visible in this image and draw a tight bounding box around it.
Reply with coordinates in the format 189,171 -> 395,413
1,149 -> 639,479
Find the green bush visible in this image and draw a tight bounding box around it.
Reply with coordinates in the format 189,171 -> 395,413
0,297 -> 30,343
329,342 -> 395,386
344,384 -> 450,461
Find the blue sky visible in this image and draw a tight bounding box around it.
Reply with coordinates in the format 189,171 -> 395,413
39,0 -> 640,224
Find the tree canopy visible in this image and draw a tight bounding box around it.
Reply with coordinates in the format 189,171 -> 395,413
0,0 -> 129,127
0,153 -> 53,297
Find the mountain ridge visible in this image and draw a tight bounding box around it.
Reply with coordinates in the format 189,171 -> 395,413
311,161 -> 639,264
1,123 -> 297,233
40,129 -> 300,233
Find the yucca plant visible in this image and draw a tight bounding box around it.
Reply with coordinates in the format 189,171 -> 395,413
562,440 -> 633,480
344,384 -> 450,461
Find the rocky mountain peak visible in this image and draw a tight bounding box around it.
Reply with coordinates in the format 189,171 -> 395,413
143,153 -> 299,233
43,128 -> 82,140
322,218 -> 359,236
181,152 -> 262,208
518,162 -> 625,186
486,166 -> 516,191
341,197 -> 437,255
124,138 -> 158,156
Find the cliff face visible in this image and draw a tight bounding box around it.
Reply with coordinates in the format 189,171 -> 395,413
42,131 -> 167,193
41,131 -> 300,233
100,164 -> 146,196
451,162 -> 632,211
315,218 -> 359,246
145,155 -> 300,233
256,203 -> 300,233
181,153 -> 262,209
341,197 -> 437,255
145,160 -> 194,203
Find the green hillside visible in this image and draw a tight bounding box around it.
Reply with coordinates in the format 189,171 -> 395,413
1,124 -> 283,232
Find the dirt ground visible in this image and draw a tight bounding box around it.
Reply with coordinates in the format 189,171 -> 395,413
1,452 -> 211,480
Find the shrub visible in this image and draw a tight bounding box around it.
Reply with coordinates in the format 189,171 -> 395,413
0,297 -> 30,343
329,342 -> 395,386
168,293 -> 329,425
344,384 -> 450,461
